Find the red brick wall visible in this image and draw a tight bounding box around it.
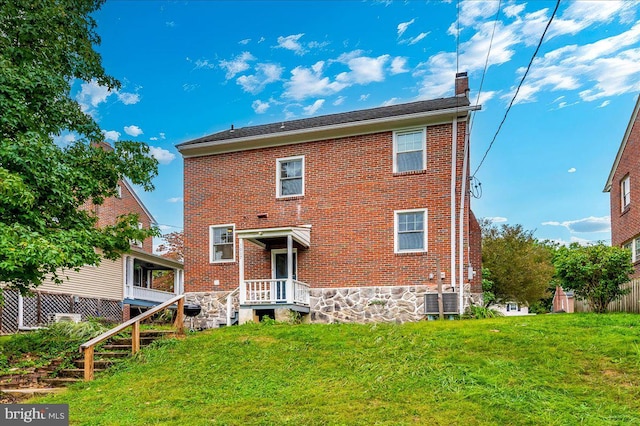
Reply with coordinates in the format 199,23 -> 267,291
89,182 -> 154,254
611,108 -> 640,277
468,210 -> 482,293
184,121 -> 478,292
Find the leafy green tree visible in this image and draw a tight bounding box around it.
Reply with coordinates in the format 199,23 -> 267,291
480,267 -> 496,307
481,221 -> 555,305
0,0 -> 158,295
553,243 -> 634,313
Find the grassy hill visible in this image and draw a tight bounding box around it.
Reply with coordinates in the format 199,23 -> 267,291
35,314 -> 640,425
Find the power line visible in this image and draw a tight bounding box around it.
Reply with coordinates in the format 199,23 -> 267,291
472,0 -> 561,178
469,0 -> 502,132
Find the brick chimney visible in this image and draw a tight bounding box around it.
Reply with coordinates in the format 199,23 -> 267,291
455,72 -> 469,97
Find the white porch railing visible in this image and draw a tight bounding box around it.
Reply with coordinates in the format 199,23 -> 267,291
127,286 -> 176,303
242,279 -> 310,306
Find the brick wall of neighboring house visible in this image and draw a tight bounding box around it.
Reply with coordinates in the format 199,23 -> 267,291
184,121 -> 479,293
85,181 -> 154,254
610,101 -> 640,278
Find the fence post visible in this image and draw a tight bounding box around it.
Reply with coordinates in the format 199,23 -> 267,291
84,347 -> 94,381
174,297 -> 185,335
132,320 -> 141,354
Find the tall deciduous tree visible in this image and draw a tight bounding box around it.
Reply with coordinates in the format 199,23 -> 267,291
553,243 -> 634,313
0,0 -> 159,295
481,221 -> 555,305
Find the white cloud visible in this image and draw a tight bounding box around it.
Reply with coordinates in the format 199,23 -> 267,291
459,0 -> 500,27
102,130 -> 121,142
486,216 -> 508,223
76,79 -> 112,113
397,18 -> 415,37
475,90 -> 497,106
503,4 -> 525,18
194,59 -> 215,70
167,197 -> 183,203
403,32 -> 429,46
333,96 -> 346,106
283,61 -> 347,100
159,133 -> 166,139
182,83 -> 198,92
219,52 -> 255,79
124,125 -> 143,137
390,57 -> 409,74
149,146 -> 176,165
542,216 -> 611,233
303,99 -> 324,115
598,100 -> 611,108
117,92 -> 140,105
568,167 -> 576,173
336,52 -> 390,85
382,97 -> 399,106
237,63 -> 283,94
239,38 -> 251,45
276,34 -> 306,55
252,99 -> 270,114
359,94 -> 370,101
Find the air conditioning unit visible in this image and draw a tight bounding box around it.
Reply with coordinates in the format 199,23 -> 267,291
50,313 -> 81,323
424,293 -> 459,315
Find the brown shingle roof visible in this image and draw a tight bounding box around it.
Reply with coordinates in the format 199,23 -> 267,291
177,96 -> 469,148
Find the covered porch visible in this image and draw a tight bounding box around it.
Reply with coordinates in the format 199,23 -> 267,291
123,248 -> 184,306
237,226 -> 311,320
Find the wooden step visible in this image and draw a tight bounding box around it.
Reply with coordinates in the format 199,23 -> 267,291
57,368 -> 105,379
110,337 -> 158,346
74,359 -> 118,369
40,377 -> 82,387
102,344 -> 133,351
94,352 -> 130,359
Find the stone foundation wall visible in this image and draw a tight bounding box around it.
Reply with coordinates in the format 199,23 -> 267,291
185,291 -> 239,329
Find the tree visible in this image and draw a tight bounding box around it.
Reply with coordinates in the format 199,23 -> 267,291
0,0 -> 159,295
553,243 -> 634,313
481,221 -> 555,305
156,231 -> 184,263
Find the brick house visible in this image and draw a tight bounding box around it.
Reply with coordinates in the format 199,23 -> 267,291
0,151 -> 184,332
178,73 -> 482,326
604,95 -> 640,277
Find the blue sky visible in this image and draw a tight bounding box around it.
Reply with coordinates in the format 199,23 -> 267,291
71,0 -> 640,248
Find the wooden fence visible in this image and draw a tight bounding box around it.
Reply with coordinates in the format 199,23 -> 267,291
574,279 -> 640,313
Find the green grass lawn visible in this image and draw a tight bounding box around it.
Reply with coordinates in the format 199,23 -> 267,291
34,313 -> 640,425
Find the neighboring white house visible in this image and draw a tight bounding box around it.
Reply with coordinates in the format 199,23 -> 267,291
492,302 -> 531,317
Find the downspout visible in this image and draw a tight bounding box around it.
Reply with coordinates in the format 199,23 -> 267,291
458,114 -> 470,315
450,118 -> 457,295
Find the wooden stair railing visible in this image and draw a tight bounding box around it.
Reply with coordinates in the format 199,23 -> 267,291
79,294 -> 185,381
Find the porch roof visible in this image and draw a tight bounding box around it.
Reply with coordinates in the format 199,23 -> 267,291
236,226 -> 311,249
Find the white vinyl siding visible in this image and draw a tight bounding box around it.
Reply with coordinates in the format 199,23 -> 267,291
38,258 -> 124,300
210,224 -> 235,263
393,128 -> 426,173
621,175 -> 631,211
394,209 -> 428,253
276,156 -> 304,198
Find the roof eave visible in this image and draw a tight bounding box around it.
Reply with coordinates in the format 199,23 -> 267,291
178,105 -> 480,158
603,95 -> 640,193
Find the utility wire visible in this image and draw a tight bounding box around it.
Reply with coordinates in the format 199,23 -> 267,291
469,0 -> 502,132
472,0 -> 561,178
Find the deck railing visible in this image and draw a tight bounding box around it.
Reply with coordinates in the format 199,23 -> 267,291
79,294 -> 185,381
242,279 -> 309,305
127,286 -> 176,303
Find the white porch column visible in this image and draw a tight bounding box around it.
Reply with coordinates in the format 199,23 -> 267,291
17,293 -> 24,329
239,238 -> 245,304
126,256 -> 135,299
173,268 -> 180,295
286,234 -> 293,304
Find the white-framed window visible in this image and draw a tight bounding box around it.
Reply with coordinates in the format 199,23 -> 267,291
506,303 -> 519,312
134,222 -> 144,248
276,156 -> 304,198
116,184 -> 122,199
622,237 -> 640,263
394,209 -> 428,253
210,224 -> 235,263
393,128 -> 426,173
621,175 -> 631,211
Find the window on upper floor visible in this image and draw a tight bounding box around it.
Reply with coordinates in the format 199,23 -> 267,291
277,156 -> 304,198
393,128 -> 426,173
210,224 -> 235,263
134,222 -> 143,248
116,184 -> 122,199
621,175 -> 631,211
395,209 -> 428,253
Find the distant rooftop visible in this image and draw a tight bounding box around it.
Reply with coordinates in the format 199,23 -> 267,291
177,96 -> 470,149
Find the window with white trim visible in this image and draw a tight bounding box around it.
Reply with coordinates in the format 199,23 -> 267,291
395,209 -> 428,253
277,156 -> 304,197
134,222 -> 143,248
394,128 -> 426,173
622,237 -> 640,263
210,224 -> 235,262
621,175 -> 631,211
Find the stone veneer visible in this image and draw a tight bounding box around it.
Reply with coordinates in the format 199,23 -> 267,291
186,285 -> 474,328
185,291 -> 239,329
